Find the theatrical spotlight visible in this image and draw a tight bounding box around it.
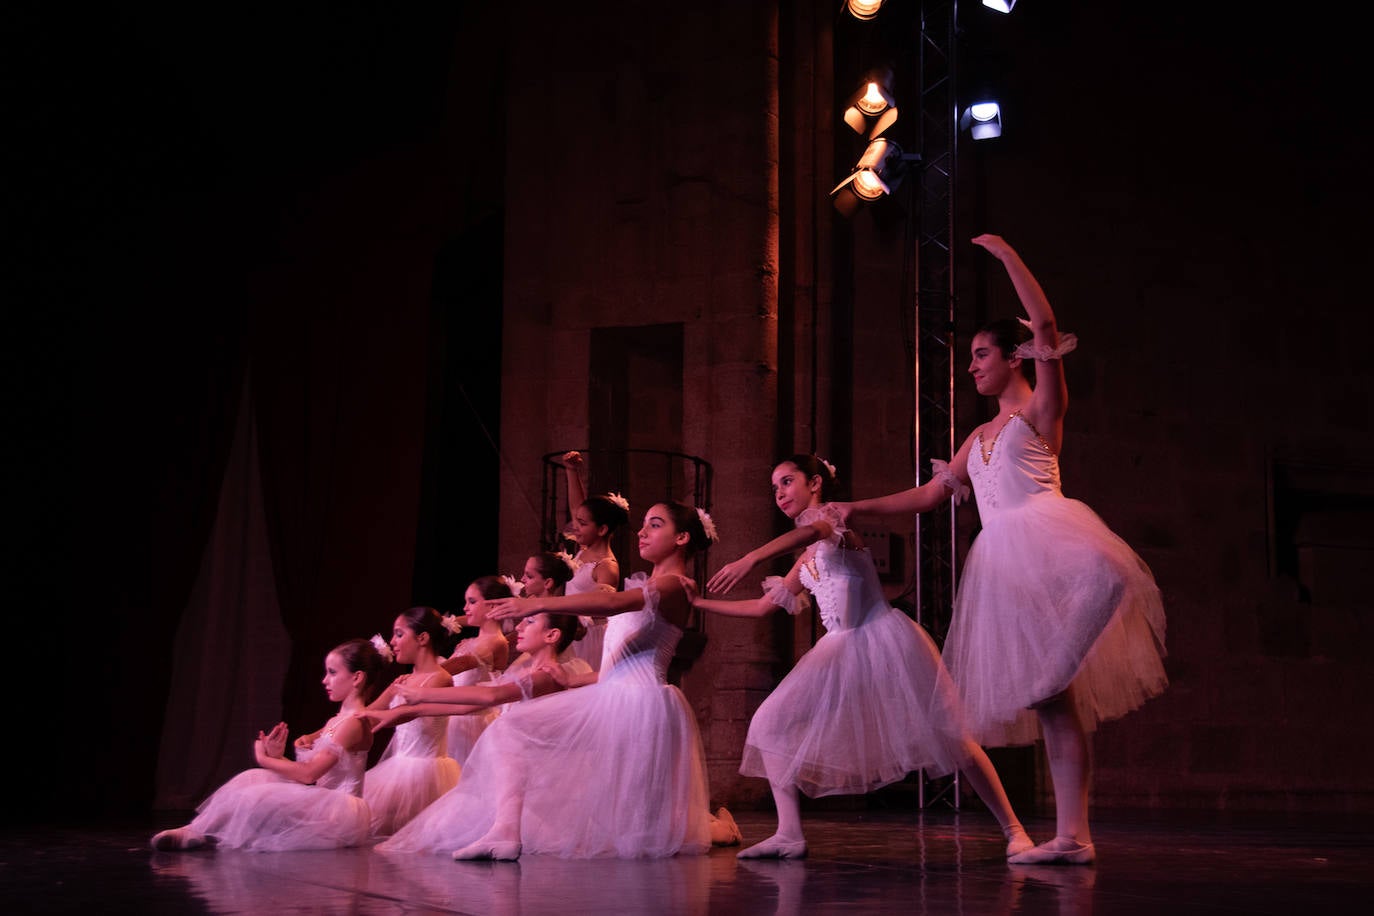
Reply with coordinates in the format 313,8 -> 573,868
845,0 -> 885,21
830,137 -> 908,218
843,71 -> 898,140
982,0 -> 1017,12
960,101 -> 1003,140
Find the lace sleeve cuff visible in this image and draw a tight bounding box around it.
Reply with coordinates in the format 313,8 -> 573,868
931,459 -> 970,505
513,671 -> 537,702
1012,332 -> 1078,361
762,576 -> 811,617
796,503 -> 845,545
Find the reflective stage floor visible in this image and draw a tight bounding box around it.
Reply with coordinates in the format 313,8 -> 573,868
3,807 -> 1369,914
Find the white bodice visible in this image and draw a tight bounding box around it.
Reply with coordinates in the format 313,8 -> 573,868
967,412 -> 1063,516
298,734 -> 368,797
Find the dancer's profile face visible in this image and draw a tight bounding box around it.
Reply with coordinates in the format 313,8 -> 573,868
567,505 -> 603,547
463,585 -> 488,623
771,462 -> 819,519
520,557 -> 550,598
390,615 -> 422,665
515,613 -> 552,653
321,651 -> 357,702
637,504 -> 683,563
969,331 -> 1016,396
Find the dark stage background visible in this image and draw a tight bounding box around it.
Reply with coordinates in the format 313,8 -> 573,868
7,2 -> 1371,823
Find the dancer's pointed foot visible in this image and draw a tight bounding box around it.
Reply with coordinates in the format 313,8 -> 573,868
711,807 -> 743,846
1008,836 -> 1095,865
1004,823 -> 1035,858
737,834 -> 807,859
453,838 -> 521,861
150,828 -> 205,852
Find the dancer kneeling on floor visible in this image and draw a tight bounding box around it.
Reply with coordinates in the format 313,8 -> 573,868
374,500 -> 717,860
151,638 -> 385,852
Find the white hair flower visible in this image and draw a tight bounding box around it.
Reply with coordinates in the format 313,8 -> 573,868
500,574 -> 524,596
606,492 -> 630,512
554,550 -> 578,574
817,456 -> 837,479
695,507 -> 719,543
370,634 -> 395,664
440,614 -> 466,634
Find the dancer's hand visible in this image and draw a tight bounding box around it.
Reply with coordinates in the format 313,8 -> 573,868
357,708 -> 401,730
537,663 -> 573,688
560,450 -> 584,470
257,721 -> 289,758
971,233 -> 1016,261
393,681 -> 424,705
484,596 -> 531,621
707,556 -> 755,595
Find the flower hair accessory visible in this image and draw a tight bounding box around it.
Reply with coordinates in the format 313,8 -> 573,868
606,492 -> 630,512
816,456 -> 837,479
554,550 -> 578,574
695,507 -> 719,543
370,634 -> 395,664
440,614 -> 466,634
500,574 -> 524,597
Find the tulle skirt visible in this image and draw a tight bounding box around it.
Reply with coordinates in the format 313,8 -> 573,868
570,616 -> 607,672
947,495 -> 1168,746
741,606 -> 969,797
378,666 -> 712,859
445,667 -> 491,765
188,769 -> 371,851
363,753 -> 460,837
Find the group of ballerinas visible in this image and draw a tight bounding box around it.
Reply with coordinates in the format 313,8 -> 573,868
151,234 -> 1167,868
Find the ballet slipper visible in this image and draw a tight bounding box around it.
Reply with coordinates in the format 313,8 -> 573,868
150,828 -> 205,852
1004,824 -> 1035,858
1007,836 -> 1095,866
712,807 -> 743,846
737,835 -> 807,860
452,838 -> 522,861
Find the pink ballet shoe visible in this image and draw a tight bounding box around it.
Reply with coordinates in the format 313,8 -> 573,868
737,835 -> 807,860
712,807 -> 743,846
1004,824 -> 1035,858
150,828 -> 205,852
1008,837 -> 1095,866
453,839 -> 521,861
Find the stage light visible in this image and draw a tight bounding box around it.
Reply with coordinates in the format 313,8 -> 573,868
960,101 -> 1003,140
846,0 -> 885,21
982,0 -> 1017,12
830,138 -> 908,217
842,72 -> 898,139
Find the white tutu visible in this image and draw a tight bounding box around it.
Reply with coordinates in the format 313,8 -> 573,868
187,735 -> 371,851
364,692 -> 459,837
949,412 -> 1168,746
742,507 -> 969,797
378,574 -> 711,859
567,557 -> 614,671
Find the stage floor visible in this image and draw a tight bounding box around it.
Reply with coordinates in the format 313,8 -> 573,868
4,807 -> 1368,914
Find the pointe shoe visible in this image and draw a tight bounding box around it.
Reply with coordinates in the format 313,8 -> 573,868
737,836 -> 807,860
1004,825 -> 1035,858
453,839 -> 522,861
150,828 -> 205,852
713,807 -> 743,846
1008,837 -> 1095,866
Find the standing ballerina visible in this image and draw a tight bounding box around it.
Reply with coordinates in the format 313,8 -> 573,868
361,608 -> 461,837
440,576 -> 514,765
150,638 -> 384,852
837,234 -> 1168,865
558,450 -> 629,670
375,500 -> 716,861
699,455 -> 1031,860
